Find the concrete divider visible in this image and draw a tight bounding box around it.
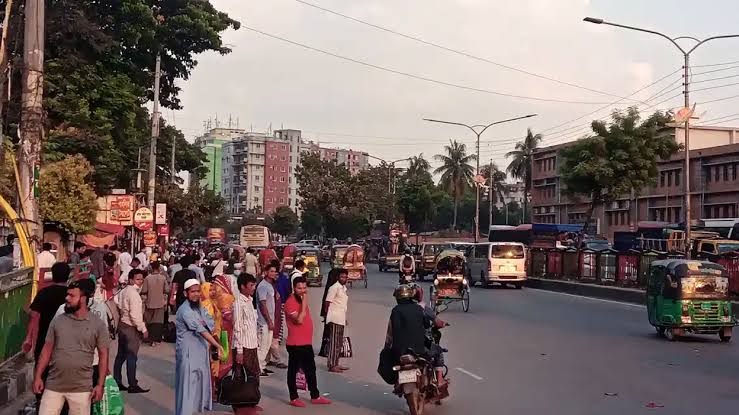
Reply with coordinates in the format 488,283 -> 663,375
525,277 -> 739,318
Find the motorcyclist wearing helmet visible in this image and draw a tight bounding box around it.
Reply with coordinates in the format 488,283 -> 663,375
384,285 -> 430,363
409,284 -> 447,387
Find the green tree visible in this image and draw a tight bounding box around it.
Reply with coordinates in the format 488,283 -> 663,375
397,154 -> 436,233
156,181 -> 227,237
434,140 -> 476,230
271,205 -> 299,236
300,208 -> 323,238
559,108 -> 680,235
39,155 -> 98,234
506,128 -> 542,223
3,0 -> 238,193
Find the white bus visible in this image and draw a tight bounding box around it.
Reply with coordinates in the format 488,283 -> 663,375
239,225 -> 272,249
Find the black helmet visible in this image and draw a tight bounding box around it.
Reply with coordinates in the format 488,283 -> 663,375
394,284 -> 416,301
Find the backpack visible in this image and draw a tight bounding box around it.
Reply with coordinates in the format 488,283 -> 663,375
402,255 -> 414,270
105,296 -> 121,340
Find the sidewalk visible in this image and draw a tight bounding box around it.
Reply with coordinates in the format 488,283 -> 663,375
525,277 -> 739,317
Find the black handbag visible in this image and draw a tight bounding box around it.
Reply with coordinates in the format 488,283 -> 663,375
217,365 -> 261,406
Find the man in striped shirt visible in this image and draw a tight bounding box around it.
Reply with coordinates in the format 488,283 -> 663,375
231,273 -> 262,413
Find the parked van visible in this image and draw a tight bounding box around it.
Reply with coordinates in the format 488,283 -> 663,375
468,242 -> 527,288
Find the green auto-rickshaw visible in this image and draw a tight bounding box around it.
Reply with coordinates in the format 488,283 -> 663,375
647,259 -> 735,342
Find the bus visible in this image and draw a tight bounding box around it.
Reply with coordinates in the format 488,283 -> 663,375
239,225 -> 272,250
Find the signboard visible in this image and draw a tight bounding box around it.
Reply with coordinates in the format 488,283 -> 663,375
155,203 -> 167,225
142,230 -> 157,247
134,207 -> 154,231
109,196 -> 135,225
157,224 -> 170,237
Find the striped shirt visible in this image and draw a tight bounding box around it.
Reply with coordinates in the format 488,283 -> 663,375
232,280 -> 259,350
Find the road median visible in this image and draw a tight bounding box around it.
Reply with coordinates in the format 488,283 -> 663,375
525,277 -> 739,318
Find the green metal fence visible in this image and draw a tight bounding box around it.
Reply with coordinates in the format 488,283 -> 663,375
0,267 -> 33,366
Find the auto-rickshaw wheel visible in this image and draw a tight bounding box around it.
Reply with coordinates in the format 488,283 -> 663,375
719,327 -> 732,342
664,328 -> 677,342
462,288 -> 470,312
655,326 -> 666,337
364,273 -> 368,288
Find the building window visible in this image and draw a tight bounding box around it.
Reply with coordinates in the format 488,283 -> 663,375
280,177 -> 286,183
280,166 -> 286,172
675,171 -> 680,187
715,166 -> 720,182
282,145 -> 287,151
724,165 -> 729,181
660,172 -> 665,187
279,198 -> 285,204
666,171 -> 672,187
255,175 -> 260,181
254,186 -> 260,192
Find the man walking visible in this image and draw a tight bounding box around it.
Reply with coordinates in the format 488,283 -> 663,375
32,279 -> 110,415
141,261 -> 168,345
244,248 -> 259,278
267,260 -> 288,370
256,264 -> 278,376
175,279 -> 224,415
231,273 -> 262,414
284,276 -> 331,407
37,243 -> 56,272
113,269 -> 149,393
323,268 -> 350,372
23,263 -> 72,411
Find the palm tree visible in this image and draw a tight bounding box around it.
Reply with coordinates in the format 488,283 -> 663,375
481,162 -> 508,208
506,128 -> 542,223
407,154 -> 431,178
434,140 -> 476,230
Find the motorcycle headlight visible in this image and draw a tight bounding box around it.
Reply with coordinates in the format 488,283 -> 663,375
433,279 -> 439,285
462,278 -> 468,285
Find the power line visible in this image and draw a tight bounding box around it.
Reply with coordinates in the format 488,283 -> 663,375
692,60 -> 739,68
696,112 -> 739,125
242,25 -> 623,105
691,64 -> 739,77
691,81 -> 739,93
291,0 -> 644,103
691,71 -> 739,84
699,93 -> 739,105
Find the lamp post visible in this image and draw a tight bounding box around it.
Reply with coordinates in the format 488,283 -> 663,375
584,17 -> 739,257
424,114 -> 537,242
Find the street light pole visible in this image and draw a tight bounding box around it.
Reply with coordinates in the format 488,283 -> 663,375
584,18 -> 739,257
424,114 -> 537,242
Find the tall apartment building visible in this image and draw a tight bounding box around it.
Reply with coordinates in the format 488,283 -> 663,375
299,142 -> 370,175
195,127 -> 246,193
530,125 -> 739,240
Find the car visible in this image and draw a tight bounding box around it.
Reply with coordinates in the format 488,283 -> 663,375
299,239 -> 321,247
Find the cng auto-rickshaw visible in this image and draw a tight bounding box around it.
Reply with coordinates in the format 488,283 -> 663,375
647,259 -> 735,342
331,244 -> 349,269
429,249 -> 470,314
343,244 -> 368,288
300,246 -> 323,286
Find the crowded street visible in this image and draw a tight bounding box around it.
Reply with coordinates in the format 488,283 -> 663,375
119,264 -> 739,415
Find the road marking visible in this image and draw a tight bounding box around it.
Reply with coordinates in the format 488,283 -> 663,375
456,367 -> 483,381
534,289 -> 646,308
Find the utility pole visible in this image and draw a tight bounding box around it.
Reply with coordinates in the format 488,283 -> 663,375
584,17 -> 739,258
17,0 -> 44,245
0,0 -> 15,138
170,132 -> 176,183
488,159 -> 493,231
147,52 -> 161,209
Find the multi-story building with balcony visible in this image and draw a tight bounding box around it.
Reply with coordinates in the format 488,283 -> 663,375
220,128 -> 370,217
530,125 -> 739,240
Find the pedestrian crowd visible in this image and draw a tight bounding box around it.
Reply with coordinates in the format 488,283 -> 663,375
19,241 -> 351,415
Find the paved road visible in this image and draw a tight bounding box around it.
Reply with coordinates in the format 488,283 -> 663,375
121,265 -> 739,415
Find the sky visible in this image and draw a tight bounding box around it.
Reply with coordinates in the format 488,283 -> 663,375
171,0 -> 739,176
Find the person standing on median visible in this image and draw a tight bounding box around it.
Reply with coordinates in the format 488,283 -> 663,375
231,273 -> 262,414
284,276 -> 332,408
256,264 -> 278,376
175,279 -> 225,415
32,279 -> 110,415
113,269 -> 149,393
323,268 -> 350,372
23,262 -> 72,413
141,261 -> 169,345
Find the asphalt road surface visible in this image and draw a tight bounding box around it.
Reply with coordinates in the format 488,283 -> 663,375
120,264 -> 739,415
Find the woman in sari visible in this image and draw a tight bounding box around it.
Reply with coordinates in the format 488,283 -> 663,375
200,282 -> 223,387
318,268 -> 342,358
212,274 -> 236,381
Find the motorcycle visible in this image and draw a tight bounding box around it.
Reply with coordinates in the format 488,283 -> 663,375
392,325 -> 449,415
399,255 -> 417,284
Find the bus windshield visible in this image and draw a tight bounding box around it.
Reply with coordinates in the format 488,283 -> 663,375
491,245 -> 525,259
680,275 -> 729,299
717,243 -> 739,254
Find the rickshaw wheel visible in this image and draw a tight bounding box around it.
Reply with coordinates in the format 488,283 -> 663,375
462,288 -> 470,312
664,328 -> 677,342
364,274 -> 368,288
719,328 -> 732,342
